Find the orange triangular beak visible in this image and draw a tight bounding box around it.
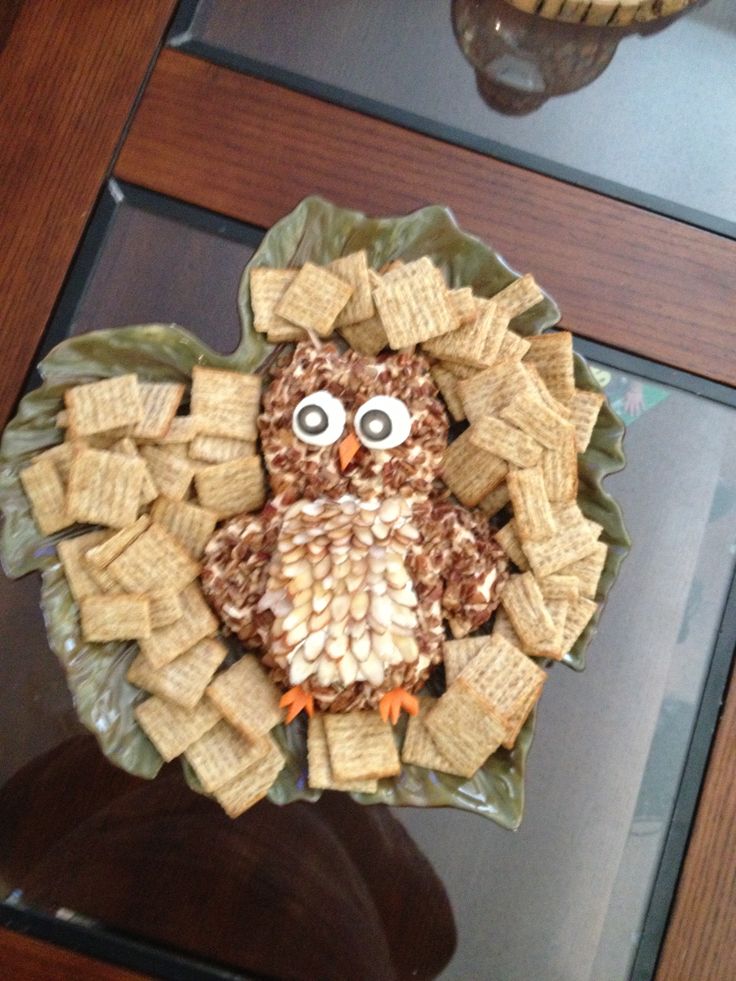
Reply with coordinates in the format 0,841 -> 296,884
338,432 -> 361,471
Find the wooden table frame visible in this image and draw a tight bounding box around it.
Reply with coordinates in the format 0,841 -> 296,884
1,1 -> 734,978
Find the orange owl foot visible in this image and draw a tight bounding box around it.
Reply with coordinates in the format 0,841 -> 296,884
280,686 -> 315,724
379,688 -> 419,726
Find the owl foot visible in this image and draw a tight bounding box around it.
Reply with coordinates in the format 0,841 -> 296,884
379,688 -> 419,726
279,686 -> 315,724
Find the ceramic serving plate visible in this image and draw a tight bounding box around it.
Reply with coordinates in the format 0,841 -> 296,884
0,197 -> 629,828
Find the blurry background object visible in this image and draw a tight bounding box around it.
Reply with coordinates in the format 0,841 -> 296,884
503,0 -> 699,25
454,0 -> 704,112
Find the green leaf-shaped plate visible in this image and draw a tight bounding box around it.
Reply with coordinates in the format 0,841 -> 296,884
0,197 -> 629,827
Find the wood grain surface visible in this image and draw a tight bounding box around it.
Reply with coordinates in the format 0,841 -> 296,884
116,50 -> 736,389
0,926 -> 148,981
0,0 -> 177,430
656,671 -> 736,980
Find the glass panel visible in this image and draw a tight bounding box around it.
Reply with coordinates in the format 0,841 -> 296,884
179,0 -> 736,233
2,186 -> 736,980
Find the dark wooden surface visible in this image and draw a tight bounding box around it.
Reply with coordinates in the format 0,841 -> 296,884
2,11 -> 736,980
0,926 -> 148,981
657,668 -> 736,979
116,49 -> 736,389
0,0 -> 177,430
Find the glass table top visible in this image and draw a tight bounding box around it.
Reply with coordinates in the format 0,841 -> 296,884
172,0 -> 736,237
2,183 -> 736,980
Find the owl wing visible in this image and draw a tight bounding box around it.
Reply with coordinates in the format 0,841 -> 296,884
200,503 -> 281,651
417,498 -> 508,639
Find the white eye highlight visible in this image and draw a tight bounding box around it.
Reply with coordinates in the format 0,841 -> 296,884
354,396 -> 412,450
292,390 -> 346,446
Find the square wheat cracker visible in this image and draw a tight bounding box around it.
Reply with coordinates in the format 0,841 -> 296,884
507,466 -> 557,542
523,523 -> 600,579
65,374 -> 143,438
456,634 -> 546,737
478,481 -> 510,518
151,496 -> 217,558
323,711 -> 400,782
126,382 -> 185,440
570,388 -> 605,452
275,262 -> 353,336
139,444 -> 194,501
185,720 -> 270,793
551,502 -> 604,540
127,637 -> 227,710
497,330 -> 531,362
401,698 -> 458,773
250,267 -> 299,335
80,594 -> 151,643
308,715 -> 377,792
85,515 -> 151,570
423,301 -> 506,368
446,286 -> 478,325
329,251 -> 374,326
443,636 -> 489,687
494,519 -> 529,571
20,459 -> 73,535
470,415 -> 542,469
561,596 -> 598,652
442,428 -> 507,508
457,358 -> 534,422
190,366 -> 261,442
524,364 -> 572,420
424,685 -> 505,779
492,274 -> 544,321
430,364 -> 465,421
501,572 -> 556,649
558,540 -> 608,598
207,655 -> 283,739
523,332 -> 575,403
148,589 -> 184,628
195,456 -> 265,519
541,428 -> 578,503
373,259 -> 456,348
214,736 -> 285,818
33,441 -> 78,485
138,582 -> 218,669
500,390 -> 573,451
67,448 -> 145,529
57,530 -> 111,602
135,695 -> 221,762
539,574 -> 580,603
110,438 -> 158,506
107,523 -> 199,593
339,314 -> 388,356
189,434 -> 256,465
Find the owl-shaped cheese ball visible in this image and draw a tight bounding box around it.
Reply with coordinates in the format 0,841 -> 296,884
202,342 -> 508,723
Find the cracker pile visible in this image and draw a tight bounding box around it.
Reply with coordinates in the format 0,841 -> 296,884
20,368 -> 285,816
18,246 -> 611,814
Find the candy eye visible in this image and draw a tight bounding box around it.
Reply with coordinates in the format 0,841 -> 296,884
355,396 -> 412,450
292,391 -> 346,446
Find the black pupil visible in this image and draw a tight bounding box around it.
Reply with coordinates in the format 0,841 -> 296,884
360,409 -> 392,441
297,404 -> 329,435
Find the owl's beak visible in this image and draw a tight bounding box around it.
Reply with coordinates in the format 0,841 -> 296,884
338,432 -> 361,471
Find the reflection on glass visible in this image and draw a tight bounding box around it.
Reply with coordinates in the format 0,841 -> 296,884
452,0 -> 700,113
0,736 -> 456,981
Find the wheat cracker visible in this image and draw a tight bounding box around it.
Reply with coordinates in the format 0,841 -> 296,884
127,637 -> 227,710
65,374 -> 143,437
136,695 -> 221,763
323,711 -> 401,782
213,735 -> 285,817
80,593 -> 151,643
67,447 -> 145,529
